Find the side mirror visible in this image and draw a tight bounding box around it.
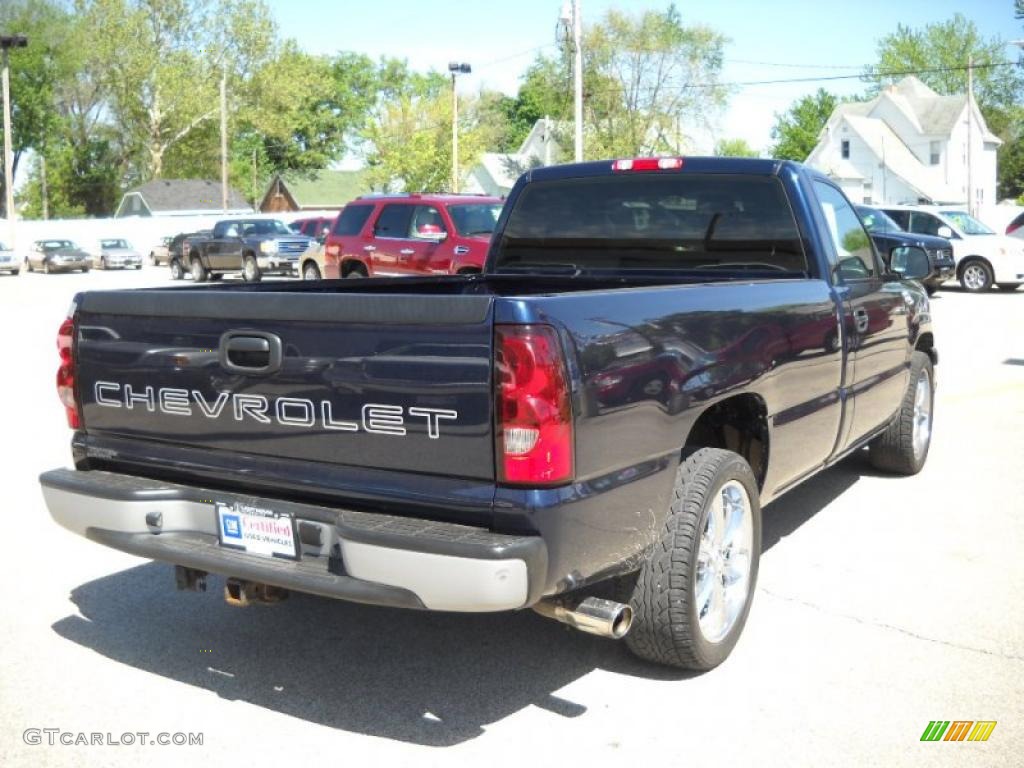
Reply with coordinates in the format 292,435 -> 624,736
936,225 -> 953,239
890,245 -> 930,281
317,231 -> 328,245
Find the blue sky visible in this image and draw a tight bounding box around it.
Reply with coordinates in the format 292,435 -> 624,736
267,0 -> 1019,154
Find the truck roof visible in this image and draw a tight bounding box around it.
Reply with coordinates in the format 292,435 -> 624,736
525,156 -> 792,183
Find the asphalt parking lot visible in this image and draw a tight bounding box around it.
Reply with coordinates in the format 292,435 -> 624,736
1,265 -> 1022,767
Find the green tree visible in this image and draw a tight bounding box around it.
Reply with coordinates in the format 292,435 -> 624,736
83,0 -> 276,182
0,0 -> 71,216
769,89 -> 838,161
358,59 -> 491,193
582,4 -> 728,158
714,138 -> 758,157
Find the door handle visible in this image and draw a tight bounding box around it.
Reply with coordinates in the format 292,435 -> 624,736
363,245 -> 376,252
219,331 -> 282,374
399,249 -> 415,256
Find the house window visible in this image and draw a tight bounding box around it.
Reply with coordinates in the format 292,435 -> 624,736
841,140 -> 850,159
929,141 -> 940,165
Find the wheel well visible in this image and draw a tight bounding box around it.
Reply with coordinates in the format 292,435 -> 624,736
684,394 -> 769,488
342,260 -> 367,277
956,256 -> 991,278
457,267 -> 481,275
915,331 -> 936,366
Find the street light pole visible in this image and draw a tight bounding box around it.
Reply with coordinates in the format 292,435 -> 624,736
572,0 -> 583,162
448,62 -> 471,194
966,54 -> 974,217
220,63 -> 228,213
1,35 -> 28,247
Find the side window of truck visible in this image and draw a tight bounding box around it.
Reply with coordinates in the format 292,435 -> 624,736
813,181 -> 877,281
332,205 -> 374,236
374,204 -> 415,238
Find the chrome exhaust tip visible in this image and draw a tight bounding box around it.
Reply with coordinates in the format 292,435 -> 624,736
533,596 -> 633,639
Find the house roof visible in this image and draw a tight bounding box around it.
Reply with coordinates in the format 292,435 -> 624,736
120,179 -> 250,214
268,170 -> 369,209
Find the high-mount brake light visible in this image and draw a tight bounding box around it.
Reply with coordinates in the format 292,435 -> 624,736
612,157 -> 684,172
495,324 -> 573,486
56,314 -> 79,428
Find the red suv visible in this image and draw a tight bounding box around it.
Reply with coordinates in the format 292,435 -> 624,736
323,194 -> 504,278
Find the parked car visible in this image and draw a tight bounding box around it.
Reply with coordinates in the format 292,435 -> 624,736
880,204 -> 1024,292
323,193 -> 504,278
0,240 -> 18,275
290,216 -> 335,240
93,238 -> 143,270
41,157 -> 937,672
24,239 -> 91,274
299,240 -> 325,281
167,230 -> 211,280
1005,210 -> 1024,239
187,219 -> 314,282
149,236 -> 173,266
855,205 -> 955,295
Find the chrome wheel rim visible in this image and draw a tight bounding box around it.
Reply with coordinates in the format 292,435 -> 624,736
695,480 -> 753,644
912,370 -> 932,460
244,259 -> 255,280
303,265 -> 318,280
963,264 -> 987,290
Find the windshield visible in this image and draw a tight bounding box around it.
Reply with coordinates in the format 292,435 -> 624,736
856,206 -> 903,234
101,239 -> 130,249
0,242 -> 8,251
940,211 -> 994,235
495,174 -> 807,275
448,203 -> 504,237
41,240 -> 75,251
240,219 -> 292,236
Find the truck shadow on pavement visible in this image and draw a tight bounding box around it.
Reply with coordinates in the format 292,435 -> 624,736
52,452 -> 872,746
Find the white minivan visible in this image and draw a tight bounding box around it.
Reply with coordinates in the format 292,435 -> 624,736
881,205 -> 1024,292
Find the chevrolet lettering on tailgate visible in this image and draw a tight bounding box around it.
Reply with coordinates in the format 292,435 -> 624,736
92,381 -> 458,437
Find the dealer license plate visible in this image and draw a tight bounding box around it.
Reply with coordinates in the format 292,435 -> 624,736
216,502 -> 298,559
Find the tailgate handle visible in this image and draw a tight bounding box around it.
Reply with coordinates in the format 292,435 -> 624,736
220,331 -> 282,374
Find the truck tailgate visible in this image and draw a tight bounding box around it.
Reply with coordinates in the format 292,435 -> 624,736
75,290 -> 495,480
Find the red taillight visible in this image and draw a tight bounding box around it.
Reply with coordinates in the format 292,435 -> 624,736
495,324 -> 573,486
1008,221 -> 1021,235
612,157 -> 684,172
56,316 -> 79,428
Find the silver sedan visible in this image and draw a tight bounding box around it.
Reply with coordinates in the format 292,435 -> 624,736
94,239 -> 143,270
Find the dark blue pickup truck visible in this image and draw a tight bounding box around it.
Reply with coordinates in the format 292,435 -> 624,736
41,158 -> 937,671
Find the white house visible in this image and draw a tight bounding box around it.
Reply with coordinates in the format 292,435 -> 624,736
806,76 -> 1000,208
464,118 -> 562,196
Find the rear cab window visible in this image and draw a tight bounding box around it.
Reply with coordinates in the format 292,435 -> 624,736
492,174 -> 808,277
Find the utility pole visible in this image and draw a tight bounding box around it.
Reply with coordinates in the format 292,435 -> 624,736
966,54 -> 974,217
251,147 -> 257,207
572,0 -> 583,162
40,154 -> 47,220
447,61 -> 471,193
1,35 -> 28,247
220,63 -> 228,213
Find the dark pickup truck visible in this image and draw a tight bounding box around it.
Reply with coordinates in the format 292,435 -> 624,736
41,157 -> 937,671
186,218 -> 314,282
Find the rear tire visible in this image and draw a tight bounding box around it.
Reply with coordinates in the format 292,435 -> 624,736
190,258 -> 207,283
302,261 -> 321,280
344,263 -> 366,279
169,259 -> 184,280
625,447 -> 761,671
100,257 -> 107,270
959,260 -> 993,292
25,259 -> 33,273
44,261 -> 51,274
868,351 -> 934,475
